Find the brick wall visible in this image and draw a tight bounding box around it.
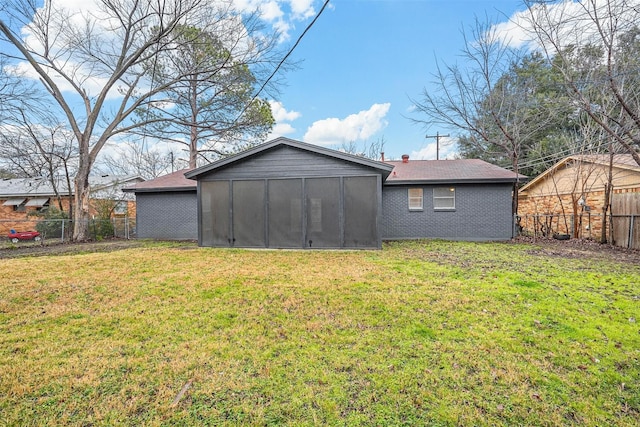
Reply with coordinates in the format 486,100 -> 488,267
518,186 -> 640,238
382,183 -> 514,241
135,191 -> 197,240
1,196 -> 137,236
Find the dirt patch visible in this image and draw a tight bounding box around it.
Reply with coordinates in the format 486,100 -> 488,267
1,237 -> 638,264
0,239 -> 153,259
513,236 -> 640,264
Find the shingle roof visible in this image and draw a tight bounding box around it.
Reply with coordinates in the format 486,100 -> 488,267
384,159 -> 525,184
0,175 -> 142,197
519,154 -> 639,193
122,169 -> 196,193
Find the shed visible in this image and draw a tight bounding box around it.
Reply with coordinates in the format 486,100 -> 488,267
185,137 -> 394,249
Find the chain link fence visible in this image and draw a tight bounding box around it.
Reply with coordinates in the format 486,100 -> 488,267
1,217 -> 136,244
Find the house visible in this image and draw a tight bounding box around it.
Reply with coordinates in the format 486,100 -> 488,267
382,156 -> 523,241
122,169 -> 197,240
125,138 -> 521,248
518,154 -> 640,239
0,175 -> 143,235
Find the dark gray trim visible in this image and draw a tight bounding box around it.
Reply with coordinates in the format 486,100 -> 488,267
123,187 -> 195,193
385,178 -> 521,186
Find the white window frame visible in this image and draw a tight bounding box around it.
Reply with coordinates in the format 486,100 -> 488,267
433,187 -> 455,210
408,188 -> 423,211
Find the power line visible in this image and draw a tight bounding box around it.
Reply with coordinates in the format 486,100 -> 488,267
236,0 -> 331,121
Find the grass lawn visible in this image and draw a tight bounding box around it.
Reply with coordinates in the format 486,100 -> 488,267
0,240 -> 638,426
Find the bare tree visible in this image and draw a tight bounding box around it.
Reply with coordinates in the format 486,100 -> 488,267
411,18 -> 557,214
96,140 -> 178,179
340,136 -> 387,160
523,0 -> 640,166
0,0 -> 287,240
0,110 -> 77,213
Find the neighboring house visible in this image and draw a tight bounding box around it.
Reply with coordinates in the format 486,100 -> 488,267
127,138 -> 523,248
122,169 -> 197,240
0,175 -> 142,234
518,154 -> 640,238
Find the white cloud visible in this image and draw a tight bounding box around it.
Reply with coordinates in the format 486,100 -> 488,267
268,122 -> 296,139
258,1 -> 285,21
303,103 -> 390,147
12,0 -> 321,100
4,60 -> 124,100
288,0 -> 316,20
491,15 -> 532,50
267,100 -> 300,138
493,0 -> 640,51
410,136 -> 457,160
270,100 -> 301,122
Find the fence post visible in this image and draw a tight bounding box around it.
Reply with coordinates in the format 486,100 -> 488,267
629,215 -> 635,249
60,219 -> 65,243
570,215 -> 574,238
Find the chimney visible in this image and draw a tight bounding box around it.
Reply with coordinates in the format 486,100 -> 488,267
381,152 -> 385,162
401,154 -> 409,163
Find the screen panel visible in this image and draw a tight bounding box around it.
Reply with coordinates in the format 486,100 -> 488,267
232,180 -> 266,247
268,179 -> 303,248
344,176 -> 378,248
305,177 -> 341,248
200,181 -> 230,246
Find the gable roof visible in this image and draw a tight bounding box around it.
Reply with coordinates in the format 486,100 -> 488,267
122,169 -> 195,193
185,137 -> 395,180
519,154 -> 640,193
384,159 -> 525,185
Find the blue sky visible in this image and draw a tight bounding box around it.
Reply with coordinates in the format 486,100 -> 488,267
2,0 -> 531,165
268,0 -> 527,160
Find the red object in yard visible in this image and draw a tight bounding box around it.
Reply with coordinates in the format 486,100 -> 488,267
8,229 -> 41,243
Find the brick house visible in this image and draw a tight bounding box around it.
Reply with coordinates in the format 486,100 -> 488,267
518,154 -> 640,239
128,138 -> 523,247
0,175 -> 143,235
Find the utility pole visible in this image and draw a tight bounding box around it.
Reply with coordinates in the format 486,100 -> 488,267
425,132 -> 450,160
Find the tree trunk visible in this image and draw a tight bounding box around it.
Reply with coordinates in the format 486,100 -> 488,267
601,149 -> 615,243
72,154 -> 92,241
512,152 -> 519,216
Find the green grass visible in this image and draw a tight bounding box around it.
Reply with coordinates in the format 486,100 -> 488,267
0,240 -> 638,426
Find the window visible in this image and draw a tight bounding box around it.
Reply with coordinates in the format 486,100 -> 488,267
408,188 -> 423,210
433,187 -> 455,210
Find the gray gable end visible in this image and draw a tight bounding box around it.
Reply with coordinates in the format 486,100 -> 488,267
186,137 -> 393,181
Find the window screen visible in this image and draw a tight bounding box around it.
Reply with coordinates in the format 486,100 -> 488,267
201,181 -> 230,246
408,188 -> 423,210
434,187 -> 455,209
305,178 -> 341,248
232,180 -> 266,247
268,179 -> 303,248
344,176 -> 378,247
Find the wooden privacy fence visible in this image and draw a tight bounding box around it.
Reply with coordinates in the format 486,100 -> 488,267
611,215 -> 639,249
611,193 -> 640,250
